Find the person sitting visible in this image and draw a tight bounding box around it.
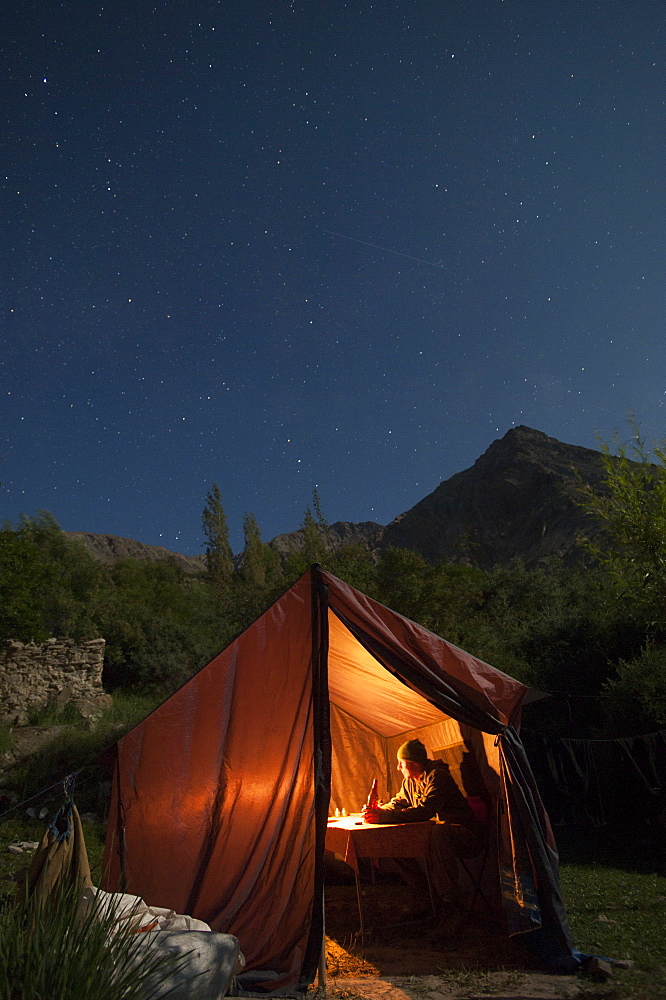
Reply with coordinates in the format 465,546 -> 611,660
363,739 -> 484,924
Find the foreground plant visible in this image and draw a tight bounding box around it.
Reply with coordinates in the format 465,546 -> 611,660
0,878 -> 190,1000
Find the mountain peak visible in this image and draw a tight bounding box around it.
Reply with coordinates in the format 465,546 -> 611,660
383,427 -> 607,569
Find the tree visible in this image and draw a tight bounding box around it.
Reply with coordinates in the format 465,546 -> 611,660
300,506 -> 326,565
375,546 -> 429,621
240,512 -> 267,586
574,424 -> 666,732
604,641 -> 666,730
328,544 -> 377,594
238,511 -> 282,590
283,491 -> 331,577
578,425 -> 666,607
201,483 -> 233,594
101,559 -> 217,692
0,513 -> 111,642
0,525 -> 52,641
311,487 -> 328,534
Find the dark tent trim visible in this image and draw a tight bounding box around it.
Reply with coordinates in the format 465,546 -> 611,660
299,575 -> 331,989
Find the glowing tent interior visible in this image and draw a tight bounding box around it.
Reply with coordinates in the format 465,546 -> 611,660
103,566 -> 574,993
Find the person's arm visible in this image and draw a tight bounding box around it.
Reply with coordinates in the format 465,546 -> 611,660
384,788 -> 411,811
363,783 -> 410,823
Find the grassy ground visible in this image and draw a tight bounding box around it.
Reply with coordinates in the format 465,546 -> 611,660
0,691 -> 162,826
558,829 -> 666,999
0,817 -> 108,909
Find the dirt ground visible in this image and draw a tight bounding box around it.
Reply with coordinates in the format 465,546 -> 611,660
319,878 -> 583,1000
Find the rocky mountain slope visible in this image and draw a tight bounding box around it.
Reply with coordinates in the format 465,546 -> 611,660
66,532 -> 206,574
381,425 -> 607,568
269,520 -> 385,558
67,426 -> 609,572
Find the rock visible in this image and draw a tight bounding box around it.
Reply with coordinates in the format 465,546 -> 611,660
0,640 -> 108,727
8,841 -> 39,852
585,957 -> 614,981
72,694 -> 113,720
381,425 -> 611,569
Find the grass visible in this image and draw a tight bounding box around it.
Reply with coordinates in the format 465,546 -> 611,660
0,745 -> 187,1000
0,817 -> 107,909
0,814 -> 663,998
321,829 -> 666,999
0,725 -> 12,757
23,688 -> 163,734
558,830 -> 666,999
0,689 -> 159,906
0,875 -> 191,1000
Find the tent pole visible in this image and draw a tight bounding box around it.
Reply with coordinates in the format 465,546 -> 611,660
318,891 -> 327,990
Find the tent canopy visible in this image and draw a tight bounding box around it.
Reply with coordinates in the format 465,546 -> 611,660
103,567 -> 573,993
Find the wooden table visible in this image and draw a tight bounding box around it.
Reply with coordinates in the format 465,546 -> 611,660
325,815 -> 437,940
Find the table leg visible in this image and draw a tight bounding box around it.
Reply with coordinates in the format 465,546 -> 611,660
424,861 -> 437,916
354,870 -> 365,944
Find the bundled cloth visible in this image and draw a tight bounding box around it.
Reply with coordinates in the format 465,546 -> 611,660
79,886 -> 245,1000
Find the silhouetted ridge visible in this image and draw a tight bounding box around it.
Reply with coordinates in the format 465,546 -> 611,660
380,426 -> 608,568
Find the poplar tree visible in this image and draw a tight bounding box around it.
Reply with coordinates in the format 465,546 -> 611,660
201,483 -> 233,593
241,511 -> 267,587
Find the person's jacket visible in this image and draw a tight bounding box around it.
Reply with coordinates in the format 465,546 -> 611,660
377,758 -> 478,827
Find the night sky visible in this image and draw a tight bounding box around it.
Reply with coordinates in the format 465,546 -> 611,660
2,1 -> 664,555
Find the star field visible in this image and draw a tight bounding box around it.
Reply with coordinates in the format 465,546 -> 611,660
1,1 -> 664,554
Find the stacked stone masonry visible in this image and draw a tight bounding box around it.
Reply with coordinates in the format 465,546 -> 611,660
0,638 -> 107,726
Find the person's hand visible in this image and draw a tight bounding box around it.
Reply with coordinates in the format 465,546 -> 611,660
362,804 -> 381,824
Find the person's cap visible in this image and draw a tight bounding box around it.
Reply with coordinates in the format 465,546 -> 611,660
396,739 -> 427,763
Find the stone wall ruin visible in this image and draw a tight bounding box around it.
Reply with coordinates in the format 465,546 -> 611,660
0,638 -> 110,726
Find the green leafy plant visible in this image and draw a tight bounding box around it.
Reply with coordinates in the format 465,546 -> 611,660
578,424 -> 666,607
0,877 -> 193,1000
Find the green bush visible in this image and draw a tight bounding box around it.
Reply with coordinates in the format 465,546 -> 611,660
603,641 -> 666,731
0,514 -> 113,643
0,878 -> 191,1000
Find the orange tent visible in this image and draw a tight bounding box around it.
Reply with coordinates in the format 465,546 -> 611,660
103,566 -> 574,992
